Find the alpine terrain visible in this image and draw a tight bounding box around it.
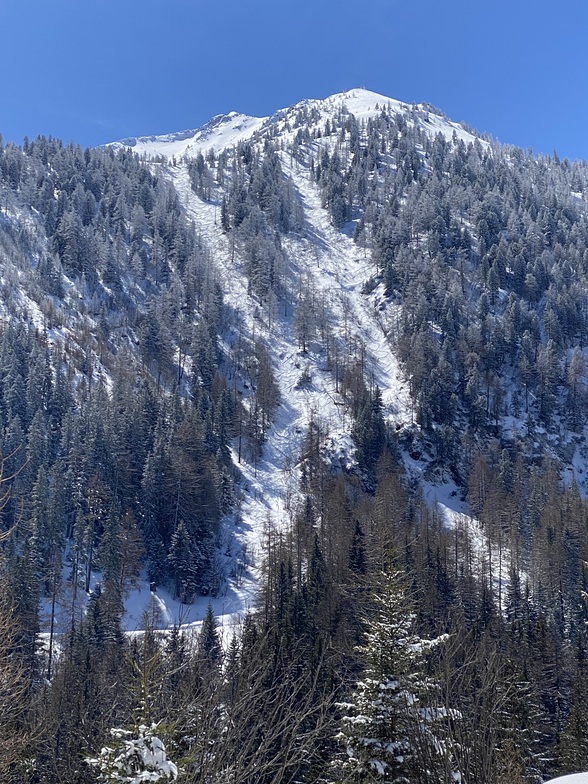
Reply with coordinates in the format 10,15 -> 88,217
1,88 -> 588,782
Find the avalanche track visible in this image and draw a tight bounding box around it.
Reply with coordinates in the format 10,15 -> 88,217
162,149 -> 413,629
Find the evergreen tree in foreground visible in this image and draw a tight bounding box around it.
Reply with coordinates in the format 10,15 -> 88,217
86,723 -> 178,783
331,568 -> 456,783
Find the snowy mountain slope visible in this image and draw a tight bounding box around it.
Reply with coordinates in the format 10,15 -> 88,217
4,90 -> 588,784
112,112 -> 267,159
112,88 -> 483,161
107,87 -> 494,628
107,84 -> 588,639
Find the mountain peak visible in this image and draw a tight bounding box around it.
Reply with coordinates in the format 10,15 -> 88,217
320,86 -> 409,112
110,87 -> 482,161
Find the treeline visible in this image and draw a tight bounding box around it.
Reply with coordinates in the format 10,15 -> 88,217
258,406 -> 588,783
4,406 -> 588,782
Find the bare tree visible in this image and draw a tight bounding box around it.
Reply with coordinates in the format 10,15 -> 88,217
169,625 -> 337,784
0,592 -> 35,776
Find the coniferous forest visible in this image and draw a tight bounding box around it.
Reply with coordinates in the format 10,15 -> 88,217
2,91 -> 588,781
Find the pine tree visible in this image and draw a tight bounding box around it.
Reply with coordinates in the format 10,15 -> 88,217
331,569 -> 455,783
168,521 -> 199,604
0,587 -> 35,776
86,723 -> 178,783
198,603 -> 222,667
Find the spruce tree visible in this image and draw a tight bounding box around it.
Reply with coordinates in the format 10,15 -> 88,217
198,603 -> 222,667
331,569 -> 455,783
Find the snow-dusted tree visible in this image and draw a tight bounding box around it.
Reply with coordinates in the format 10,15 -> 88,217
331,568 -> 456,783
86,723 -> 178,783
168,520 -> 199,603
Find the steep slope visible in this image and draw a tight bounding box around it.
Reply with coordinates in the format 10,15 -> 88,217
165,143 -> 413,617
112,111 -> 267,160
108,88 -> 499,622
112,85 -> 588,639
0,136 -> 246,638
4,86 -> 588,636
5,89 -> 588,783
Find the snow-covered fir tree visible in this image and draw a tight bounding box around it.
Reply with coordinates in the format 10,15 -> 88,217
331,569 -> 456,783
86,723 -> 178,783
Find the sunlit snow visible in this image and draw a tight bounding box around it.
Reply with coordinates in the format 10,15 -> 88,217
111,88 -> 482,162
101,87 -> 493,634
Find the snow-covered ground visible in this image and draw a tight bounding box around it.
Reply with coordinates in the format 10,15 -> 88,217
105,87 -> 491,634
111,112 -> 267,160
545,775 -> 588,784
156,139 -> 417,633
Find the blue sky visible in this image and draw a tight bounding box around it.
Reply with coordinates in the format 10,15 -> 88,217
2,0 -> 588,160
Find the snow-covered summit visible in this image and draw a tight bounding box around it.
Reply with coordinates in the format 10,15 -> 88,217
110,111 -> 267,159
282,87 -> 408,121
278,87 -> 481,145
110,87 -> 483,160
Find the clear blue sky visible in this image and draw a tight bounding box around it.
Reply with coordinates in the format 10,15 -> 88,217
2,0 -> 588,160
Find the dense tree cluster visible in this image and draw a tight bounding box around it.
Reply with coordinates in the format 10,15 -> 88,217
292,103 -> 588,470
0,137 -> 249,626
4,96 -> 588,783
190,140 -> 303,303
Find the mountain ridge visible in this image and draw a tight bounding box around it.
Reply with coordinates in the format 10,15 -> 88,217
110,87 -> 484,160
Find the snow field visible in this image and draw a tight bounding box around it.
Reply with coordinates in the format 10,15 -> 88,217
158,125 -> 418,632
